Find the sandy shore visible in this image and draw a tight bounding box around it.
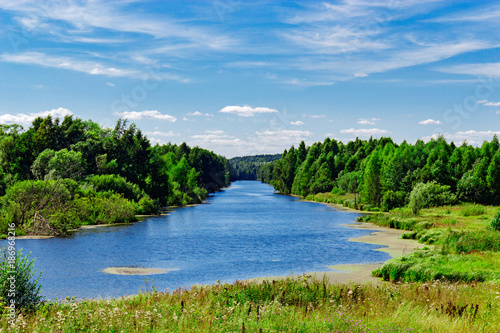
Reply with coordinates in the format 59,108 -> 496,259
16,235 -> 55,239
103,267 -> 178,275
251,220 -> 427,285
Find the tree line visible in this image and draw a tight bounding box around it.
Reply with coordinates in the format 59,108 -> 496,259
260,136 -> 500,210
229,154 -> 281,181
0,116 -> 230,237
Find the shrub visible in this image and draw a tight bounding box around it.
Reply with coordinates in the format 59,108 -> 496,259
72,194 -> 137,225
0,248 -> 43,310
0,180 -> 73,235
409,181 -> 456,215
86,174 -> 144,202
491,209 -> 500,231
460,204 -> 486,217
330,187 -> 346,195
137,196 -> 157,215
381,190 -> 407,212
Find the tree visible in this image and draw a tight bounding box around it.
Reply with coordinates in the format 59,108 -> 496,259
486,150 -> 500,201
362,149 -> 382,206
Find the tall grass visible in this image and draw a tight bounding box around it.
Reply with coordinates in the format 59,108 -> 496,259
373,250 -> 500,283
460,205 -> 486,217
2,275 -> 500,332
442,230 -> 500,254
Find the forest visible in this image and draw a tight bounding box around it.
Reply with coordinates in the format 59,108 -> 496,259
229,154 -> 281,180
260,136 -> 500,210
0,115 -> 231,237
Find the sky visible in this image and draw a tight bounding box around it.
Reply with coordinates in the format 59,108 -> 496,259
0,0 -> 499,158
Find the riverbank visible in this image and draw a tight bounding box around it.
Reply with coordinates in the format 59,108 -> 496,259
251,220 -> 427,285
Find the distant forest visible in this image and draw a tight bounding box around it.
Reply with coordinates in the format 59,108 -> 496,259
258,137 -> 500,210
0,116 -> 230,236
229,154 -> 281,180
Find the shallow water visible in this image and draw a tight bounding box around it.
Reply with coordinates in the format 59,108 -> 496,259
3,181 -> 389,300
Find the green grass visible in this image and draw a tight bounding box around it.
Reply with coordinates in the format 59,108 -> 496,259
2,275 -> 500,332
373,250 -> 500,283
460,204 -> 486,217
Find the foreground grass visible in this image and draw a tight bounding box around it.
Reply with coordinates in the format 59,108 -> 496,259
2,275 -> 500,332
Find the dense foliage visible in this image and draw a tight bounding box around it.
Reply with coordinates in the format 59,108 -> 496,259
262,136 -> 500,210
229,154 -> 281,180
0,116 -> 230,237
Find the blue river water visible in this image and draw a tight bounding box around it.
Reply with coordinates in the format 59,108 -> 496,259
4,181 -> 389,300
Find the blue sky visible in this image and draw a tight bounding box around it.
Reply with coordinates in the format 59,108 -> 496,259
0,0 -> 499,157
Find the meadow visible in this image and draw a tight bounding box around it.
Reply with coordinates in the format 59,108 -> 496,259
2,275 -> 500,332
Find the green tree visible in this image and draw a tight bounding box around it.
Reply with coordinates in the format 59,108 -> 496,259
362,149 -> 382,206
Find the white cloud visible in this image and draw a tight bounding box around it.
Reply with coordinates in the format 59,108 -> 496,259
113,110 -> 177,122
478,99 -> 500,107
255,129 -> 312,141
0,52 -> 189,82
144,130 -> 179,137
187,111 -> 213,117
357,118 -> 381,125
1,52 -> 136,78
439,62 -> 500,78
106,82 -> 115,87
309,114 -> 326,118
190,132 -> 244,146
419,118 -> 442,125
0,1 -> 236,51
0,107 -> 72,124
219,105 -> 278,117
290,120 -> 304,126
205,129 -> 224,135
340,128 -> 389,136
424,130 -> 500,145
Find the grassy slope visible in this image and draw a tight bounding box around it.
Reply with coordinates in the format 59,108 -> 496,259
3,276 -> 500,332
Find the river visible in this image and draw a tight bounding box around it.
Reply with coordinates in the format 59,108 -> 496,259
4,181 -> 390,300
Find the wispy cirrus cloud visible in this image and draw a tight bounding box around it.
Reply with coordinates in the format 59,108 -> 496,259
478,99 -> 500,107
0,107 -> 72,124
1,52 -> 135,78
0,52 -> 189,82
113,110 -> 177,122
438,62 -> 500,77
219,105 -> 278,117
0,0 -> 236,49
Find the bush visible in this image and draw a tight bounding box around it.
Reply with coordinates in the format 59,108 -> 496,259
491,209 -> 500,231
137,195 -> 157,215
460,204 -> 486,217
0,180 -> 73,235
72,193 -> 137,225
85,174 -> 144,202
381,190 -> 407,212
409,181 -> 456,215
330,187 -> 346,195
0,248 -> 43,310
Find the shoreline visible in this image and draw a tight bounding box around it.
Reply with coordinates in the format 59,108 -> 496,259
251,199 -> 427,285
